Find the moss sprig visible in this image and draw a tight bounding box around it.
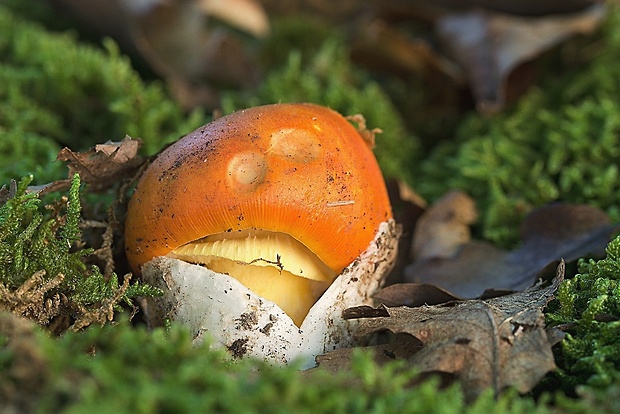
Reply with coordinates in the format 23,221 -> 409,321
547,234 -> 620,389
0,174 -> 160,330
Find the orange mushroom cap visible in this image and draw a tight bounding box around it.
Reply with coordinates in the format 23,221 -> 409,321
125,103 -> 392,276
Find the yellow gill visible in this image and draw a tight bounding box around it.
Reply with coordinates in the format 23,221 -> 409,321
169,229 -> 337,282
167,229 -> 338,326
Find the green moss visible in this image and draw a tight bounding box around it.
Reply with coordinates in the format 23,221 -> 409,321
222,23 -> 421,185
2,3 -> 620,410
0,174 -> 159,326
6,315 -> 620,413
414,8 -> 620,246
0,316 -> 563,413
0,175 -> 84,288
0,5 -> 206,185
547,234 -> 620,390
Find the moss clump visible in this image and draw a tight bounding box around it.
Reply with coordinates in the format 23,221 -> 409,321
547,234 -> 620,390
0,5 -> 206,184
1,314 -> 560,413
414,8 -> 620,246
222,22 -> 421,185
0,174 -> 159,329
1,175 -> 86,289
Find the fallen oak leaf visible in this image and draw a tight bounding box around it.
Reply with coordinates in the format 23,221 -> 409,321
334,263 -> 565,401
349,18 -> 464,84
57,136 -> 144,192
405,195 -> 620,297
312,333 -> 425,381
406,240 -> 516,298
374,275 -> 529,309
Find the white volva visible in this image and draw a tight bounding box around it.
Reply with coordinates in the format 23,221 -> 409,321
143,220 -> 399,369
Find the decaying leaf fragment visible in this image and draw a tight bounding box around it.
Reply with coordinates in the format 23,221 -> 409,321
404,192 -> 620,298
56,136 -> 144,192
321,263 -> 565,401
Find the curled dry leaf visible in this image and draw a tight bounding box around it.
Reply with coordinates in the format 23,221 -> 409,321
410,190 -> 477,261
318,263 -> 565,401
404,191 -> 620,298
121,0 -> 266,109
56,136 -> 144,192
435,3 -> 606,113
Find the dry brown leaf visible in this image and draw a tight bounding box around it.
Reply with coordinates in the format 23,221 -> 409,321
3,178 -> 74,205
56,136 -> 144,192
374,283 -> 460,307
404,193 -> 620,298
319,264 -> 565,401
435,3 -> 606,113
25,180 -> 73,199
350,18 -> 463,83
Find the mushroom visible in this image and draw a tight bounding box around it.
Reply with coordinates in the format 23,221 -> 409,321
125,103 -> 399,365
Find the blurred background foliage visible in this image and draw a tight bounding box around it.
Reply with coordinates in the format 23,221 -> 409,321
1,0 -> 620,411
1,0 -> 618,248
